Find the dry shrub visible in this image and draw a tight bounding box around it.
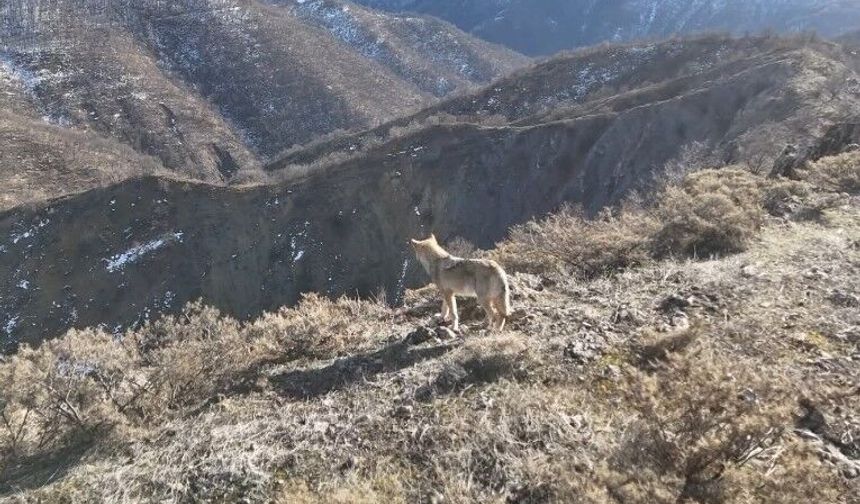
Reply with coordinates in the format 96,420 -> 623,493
600,328 -> 847,504
492,205 -> 657,277
274,468 -> 411,504
444,236 -> 480,259
131,303 -> 255,418
0,303 -> 262,463
413,385 -> 596,501
761,178 -> 812,216
494,168 -> 768,276
804,151 -> 860,193
651,168 -> 764,258
0,328 -> 137,458
631,326 -> 700,371
247,293 -> 389,361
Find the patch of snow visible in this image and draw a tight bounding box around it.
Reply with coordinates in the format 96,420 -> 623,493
10,218 -> 50,244
297,0 -> 385,59
0,53 -> 41,92
4,316 -> 19,336
395,257 -> 410,300
104,232 -> 184,273
0,52 -> 72,126
17,280 -> 29,290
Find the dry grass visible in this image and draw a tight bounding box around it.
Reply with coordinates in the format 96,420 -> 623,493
804,151 -> 860,194
493,167 -> 769,276
0,297 -> 389,469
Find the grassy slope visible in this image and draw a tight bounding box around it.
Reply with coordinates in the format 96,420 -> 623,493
1,157 -> 858,502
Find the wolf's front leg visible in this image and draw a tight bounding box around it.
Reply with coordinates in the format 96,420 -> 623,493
440,291 -> 451,321
449,295 -> 459,331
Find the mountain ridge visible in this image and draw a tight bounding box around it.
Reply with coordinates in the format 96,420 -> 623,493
353,0 -> 860,55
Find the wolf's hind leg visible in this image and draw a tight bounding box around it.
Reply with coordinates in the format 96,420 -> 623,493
491,297 -> 506,331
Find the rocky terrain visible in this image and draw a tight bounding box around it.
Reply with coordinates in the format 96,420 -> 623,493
355,0 -> 860,55
2,34 -> 860,351
0,154 -> 857,502
0,0 -> 525,207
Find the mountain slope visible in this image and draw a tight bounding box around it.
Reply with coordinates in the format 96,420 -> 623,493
1,28 -> 261,184
2,35 -> 859,349
355,0 -> 860,55
0,0 -> 526,207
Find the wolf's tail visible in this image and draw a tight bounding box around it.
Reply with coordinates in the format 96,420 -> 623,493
499,269 -> 512,318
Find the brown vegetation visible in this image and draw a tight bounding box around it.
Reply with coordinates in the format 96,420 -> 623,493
493,168 -> 770,276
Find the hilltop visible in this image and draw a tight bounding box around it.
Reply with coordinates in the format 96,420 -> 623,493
1,152 -> 857,502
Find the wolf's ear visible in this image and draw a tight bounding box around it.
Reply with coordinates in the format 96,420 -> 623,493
430,233 -> 437,242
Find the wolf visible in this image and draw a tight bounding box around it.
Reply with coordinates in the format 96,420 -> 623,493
410,234 -> 511,331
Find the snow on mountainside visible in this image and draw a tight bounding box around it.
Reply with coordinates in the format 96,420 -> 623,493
0,0 -> 526,209
354,0 -> 860,54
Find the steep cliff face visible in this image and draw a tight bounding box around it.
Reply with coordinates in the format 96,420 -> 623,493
2,36 -> 859,350
354,0 -> 860,55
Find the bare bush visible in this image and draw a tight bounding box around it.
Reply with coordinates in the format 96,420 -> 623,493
246,293 -> 389,362
492,205 -> 657,277
650,168 -> 765,258
494,168 -> 770,276
804,151 -> 860,193
607,331 -> 793,503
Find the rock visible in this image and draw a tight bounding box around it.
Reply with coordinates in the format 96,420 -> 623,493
797,399 -> 827,432
435,326 -> 458,341
671,311 -> 690,330
405,326 -> 434,345
770,143 -> 806,180
392,404 -> 413,419
836,327 -> 860,344
659,294 -> 691,312
564,340 -> 598,363
829,290 -> 860,308
611,305 -> 643,325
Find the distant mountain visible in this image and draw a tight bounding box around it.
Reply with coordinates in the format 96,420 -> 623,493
354,0 -> 860,55
0,0 -> 526,208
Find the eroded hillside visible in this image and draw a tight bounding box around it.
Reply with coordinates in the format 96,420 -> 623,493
1,156 -> 857,502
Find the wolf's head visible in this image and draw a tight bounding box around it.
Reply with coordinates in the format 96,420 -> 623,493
410,234 -> 449,273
